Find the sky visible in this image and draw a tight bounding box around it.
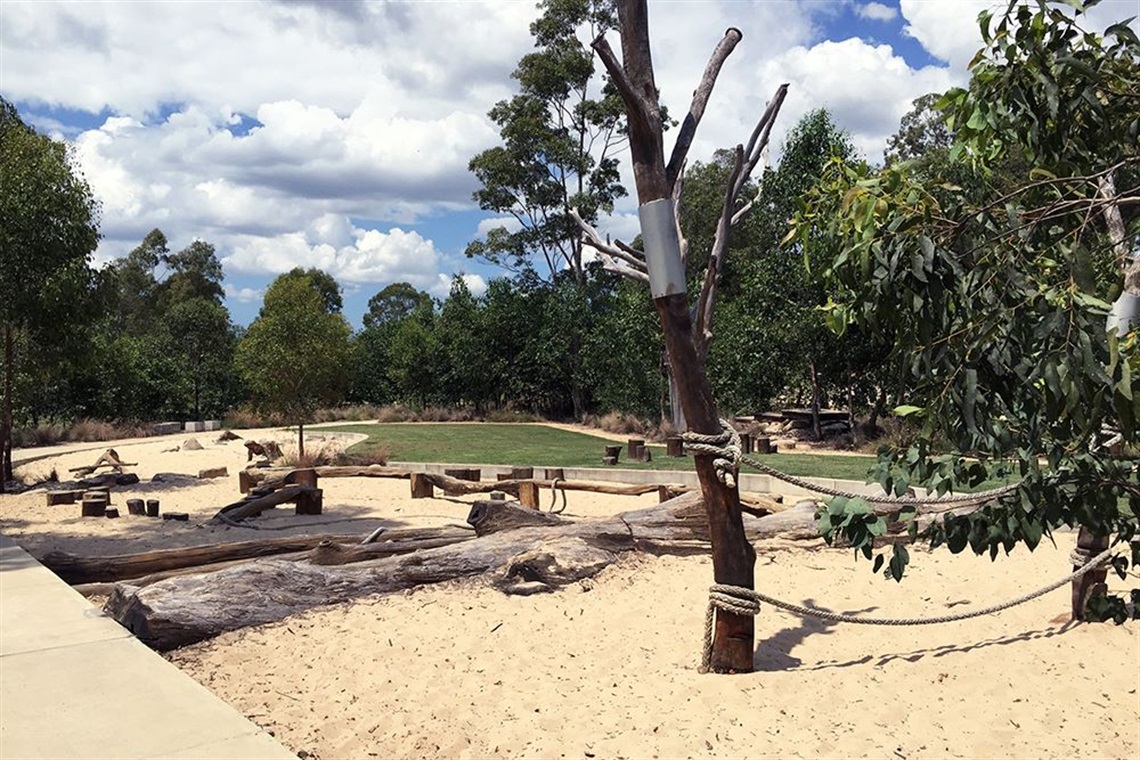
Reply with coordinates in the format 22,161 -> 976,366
2,0 -> 1137,328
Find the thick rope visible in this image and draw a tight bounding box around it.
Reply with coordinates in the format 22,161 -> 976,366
682,419 -> 1020,506
699,546 -> 1115,673
548,477 -> 568,514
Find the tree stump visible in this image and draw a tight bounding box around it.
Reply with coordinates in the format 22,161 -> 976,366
238,470 -> 256,494
627,438 -> 645,461
162,512 -> 190,521
602,456 -> 618,466
410,472 -> 434,499
81,494 -> 107,517
544,468 -> 565,480
46,490 -> 81,506
444,468 -> 480,482
295,488 -> 323,516
105,508 -> 120,519
604,445 -> 622,464
740,433 -> 753,455
665,436 -> 684,457
126,499 -> 145,516
755,436 -> 775,455
518,481 -> 541,509
511,466 -> 534,480
287,468 -> 319,489
1071,527 -> 1110,621
146,500 -> 160,518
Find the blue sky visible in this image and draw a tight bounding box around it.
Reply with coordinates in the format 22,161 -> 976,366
2,0 -> 1136,328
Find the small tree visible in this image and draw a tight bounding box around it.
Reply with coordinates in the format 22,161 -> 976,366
236,272 -> 353,455
794,1 -> 1139,615
0,98 -> 100,486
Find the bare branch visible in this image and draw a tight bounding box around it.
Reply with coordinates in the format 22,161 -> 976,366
693,145 -> 746,358
665,27 -> 744,191
570,206 -> 649,285
743,84 -> 790,166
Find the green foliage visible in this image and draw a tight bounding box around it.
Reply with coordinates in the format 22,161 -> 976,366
884,93 -> 954,165
793,1 -> 1140,598
236,271 -> 354,450
278,267 -> 343,314
0,97 -> 102,480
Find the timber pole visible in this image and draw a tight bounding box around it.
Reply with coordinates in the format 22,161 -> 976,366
597,0 -> 755,673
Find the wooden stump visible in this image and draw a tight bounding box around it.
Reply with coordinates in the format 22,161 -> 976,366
490,491 -> 507,501
46,490 -> 81,507
755,436 -> 774,455
198,467 -> 228,479
665,436 -> 684,457
287,468 -> 319,489
105,508 -> 120,519
295,488 -> 323,516
740,433 -> 753,455
518,481 -> 541,509
603,445 -> 622,464
162,512 -> 190,522
81,495 -> 107,518
146,500 -> 160,518
126,499 -> 145,516
444,468 -> 480,482
238,470 -> 258,494
544,468 -> 565,480
1071,527 -> 1110,621
602,456 -> 618,466
511,466 -> 534,480
410,472 -> 434,499
627,438 -> 645,461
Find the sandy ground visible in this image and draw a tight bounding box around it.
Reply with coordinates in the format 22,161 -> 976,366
3,430 -> 1138,760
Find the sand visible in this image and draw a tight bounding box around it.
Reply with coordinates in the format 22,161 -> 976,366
3,429 -> 1138,760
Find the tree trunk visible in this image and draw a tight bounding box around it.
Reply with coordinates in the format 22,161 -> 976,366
595,0 -> 755,673
2,322 -> 13,487
298,421 -> 305,458
810,361 -> 822,440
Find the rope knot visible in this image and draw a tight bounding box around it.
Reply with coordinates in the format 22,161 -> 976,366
700,583 -> 760,673
681,419 -> 742,488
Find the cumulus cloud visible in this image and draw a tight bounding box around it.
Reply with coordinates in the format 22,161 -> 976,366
856,3 -> 899,22
224,284 -> 265,304
475,217 -> 524,238
430,273 -> 488,299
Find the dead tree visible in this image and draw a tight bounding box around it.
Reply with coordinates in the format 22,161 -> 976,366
577,2 -> 789,673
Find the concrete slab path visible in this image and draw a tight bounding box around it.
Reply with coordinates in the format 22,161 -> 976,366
0,534 -> 295,759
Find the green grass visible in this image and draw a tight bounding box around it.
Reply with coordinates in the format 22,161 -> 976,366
322,422 -> 881,482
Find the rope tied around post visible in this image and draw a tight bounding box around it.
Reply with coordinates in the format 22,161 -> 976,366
699,546 -> 1116,673
681,418 -> 742,488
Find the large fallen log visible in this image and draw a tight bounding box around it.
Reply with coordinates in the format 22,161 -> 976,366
41,526 -> 474,585
210,484 -> 321,524
105,491 -> 992,651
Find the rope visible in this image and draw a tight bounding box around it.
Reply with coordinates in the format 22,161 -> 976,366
549,478 -> 568,514
682,419 -> 1020,506
699,545 -> 1116,673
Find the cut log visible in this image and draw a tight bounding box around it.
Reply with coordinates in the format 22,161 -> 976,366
198,467 -> 228,479
511,466 -> 534,480
41,528 -> 474,585
126,499 -> 145,516
410,472 -> 434,499
103,490 -> 995,651
518,480 -> 540,509
294,488 -> 323,516
145,500 -> 160,517
81,495 -> 107,518
46,490 -> 82,506
544,468 -> 565,480
604,445 -> 622,462
105,508 -> 119,519
209,485 -> 318,524
665,436 -> 684,457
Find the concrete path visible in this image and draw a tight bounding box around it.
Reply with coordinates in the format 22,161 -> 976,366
0,534 -> 295,759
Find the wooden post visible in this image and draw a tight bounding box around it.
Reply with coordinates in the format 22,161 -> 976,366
511,466 -> 534,480
740,433 -> 752,455
594,5 -> 756,672
1071,527 -> 1110,621
287,468 -> 319,489
81,494 -> 107,517
445,468 -> 480,482
126,499 -> 145,516
627,438 -> 645,461
146,499 -> 160,517
46,490 -> 81,506
239,469 -> 255,494
518,480 -> 541,509
410,472 -> 434,499
604,445 -> 622,463
544,468 -> 565,480
105,508 -> 120,519
665,436 -> 684,457
295,488 -> 323,516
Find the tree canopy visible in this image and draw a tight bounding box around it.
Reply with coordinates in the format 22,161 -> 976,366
793,0 -> 1139,615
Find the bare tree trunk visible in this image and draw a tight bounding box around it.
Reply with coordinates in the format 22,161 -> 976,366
810,361 -> 822,440
2,322 -> 13,487
595,2 -> 754,673
298,421 -> 304,458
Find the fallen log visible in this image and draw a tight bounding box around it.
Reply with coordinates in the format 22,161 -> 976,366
105,490 -> 994,651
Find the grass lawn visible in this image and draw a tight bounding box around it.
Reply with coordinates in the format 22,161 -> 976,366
322,422 -> 882,482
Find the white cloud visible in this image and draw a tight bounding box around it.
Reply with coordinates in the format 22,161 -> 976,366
430,273 -> 488,300
224,284 -> 265,304
856,3 -> 899,22
475,217 -> 524,238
